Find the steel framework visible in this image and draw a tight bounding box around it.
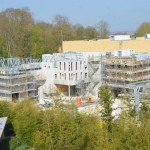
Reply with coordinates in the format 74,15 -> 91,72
0,57 -> 42,101
127,80 -> 150,122
103,53 -> 150,96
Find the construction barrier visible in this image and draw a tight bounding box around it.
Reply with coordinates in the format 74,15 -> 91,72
76,97 -> 82,106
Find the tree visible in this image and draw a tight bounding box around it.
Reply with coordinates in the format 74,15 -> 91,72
29,25 -> 45,58
73,24 -> 85,40
10,99 -> 42,149
98,84 -> 114,132
136,22 -> 150,37
0,8 -> 33,57
53,15 -> 74,51
96,20 -> 110,39
84,26 -> 98,39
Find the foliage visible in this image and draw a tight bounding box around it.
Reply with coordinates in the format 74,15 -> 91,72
96,20 -> 110,39
0,8 -> 112,58
136,22 -> 150,37
98,84 -> 114,132
0,97 -> 150,149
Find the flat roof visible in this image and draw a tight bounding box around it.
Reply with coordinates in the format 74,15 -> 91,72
62,37 -> 150,53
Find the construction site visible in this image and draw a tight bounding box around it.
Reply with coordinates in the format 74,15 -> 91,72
0,57 -> 44,102
102,49 -> 150,110
0,49 -> 149,114
76,55 -> 102,97
41,52 -> 104,102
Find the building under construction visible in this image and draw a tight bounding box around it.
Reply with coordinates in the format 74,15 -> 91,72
0,57 -> 44,102
76,55 -> 102,97
41,52 -> 104,99
103,50 -> 150,96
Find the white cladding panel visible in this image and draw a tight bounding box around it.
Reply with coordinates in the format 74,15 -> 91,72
110,35 -> 131,41
145,34 -> 150,39
113,49 -> 135,57
54,60 -> 88,85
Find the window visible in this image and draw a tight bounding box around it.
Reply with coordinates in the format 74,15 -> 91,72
80,61 -> 82,69
76,62 -> 77,70
60,62 -> 61,70
76,73 -> 77,80
64,62 -> 66,70
118,51 -> 122,57
60,73 -> 61,79
64,73 -> 66,80
71,62 -> 73,71
69,65 -> 70,71
55,74 -> 57,79
71,73 -> 73,80
85,73 -> 87,79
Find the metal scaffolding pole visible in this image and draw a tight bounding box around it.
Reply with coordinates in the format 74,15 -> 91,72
128,80 -> 150,122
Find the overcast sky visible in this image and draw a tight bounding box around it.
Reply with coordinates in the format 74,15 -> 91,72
0,0 -> 150,32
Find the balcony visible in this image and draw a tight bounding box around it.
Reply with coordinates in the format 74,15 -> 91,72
54,79 -> 78,86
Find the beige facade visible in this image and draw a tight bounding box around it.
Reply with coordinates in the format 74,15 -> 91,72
62,37 -> 150,53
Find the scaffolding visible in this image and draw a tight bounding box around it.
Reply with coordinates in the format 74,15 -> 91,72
127,80 -> 150,121
103,53 -> 150,96
76,56 -> 102,97
87,56 -> 102,95
0,57 -> 42,101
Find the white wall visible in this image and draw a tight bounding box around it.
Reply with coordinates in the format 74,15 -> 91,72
42,54 -> 56,96
54,60 -> 88,86
145,34 -> 150,39
113,49 -> 135,57
110,35 -> 131,41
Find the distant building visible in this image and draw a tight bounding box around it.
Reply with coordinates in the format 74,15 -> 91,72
109,34 -> 132,41
144,34 -> 150,39
62,37 -> 150,53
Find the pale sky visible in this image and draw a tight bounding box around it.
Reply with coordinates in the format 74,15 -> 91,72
0,0 -> 150,32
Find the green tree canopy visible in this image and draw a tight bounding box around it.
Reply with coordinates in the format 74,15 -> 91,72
98,84 -> 114,132
136,22 -> 150,37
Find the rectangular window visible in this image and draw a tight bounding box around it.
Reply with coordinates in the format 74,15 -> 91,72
76,73 -> 77,80
64,73 -> 66,80
60,73 -> 61,79
80,61 -> 82,70
64,62 -> 66,70
85,73 -> 87,79
69,73 -> 70,80
55,74 -> 57,79
118,51 -> 122,57
71,62 -> 73,71
60,62 -> 61,70
76,62 -> 77,70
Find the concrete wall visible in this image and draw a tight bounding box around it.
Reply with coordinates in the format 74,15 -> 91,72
110,35 -> 131,41
113,49 -> 135,57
